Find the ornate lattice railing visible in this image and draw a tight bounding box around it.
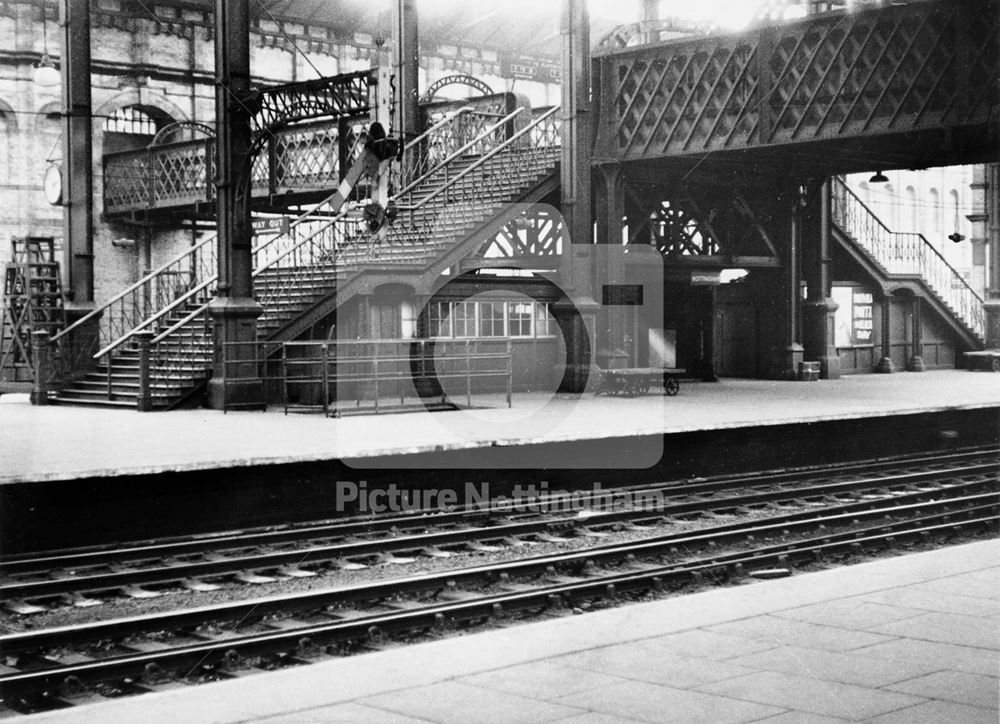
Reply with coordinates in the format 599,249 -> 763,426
103,91 -> 524,218
831,177 -> 984,341
252,106 -> 563,337
397,106 -> 561,216
595,0 -> 998,163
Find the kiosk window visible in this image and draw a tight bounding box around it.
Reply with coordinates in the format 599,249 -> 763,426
834,286 -> 874,347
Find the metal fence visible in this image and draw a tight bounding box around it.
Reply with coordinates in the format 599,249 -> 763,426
220,338 -> 513,415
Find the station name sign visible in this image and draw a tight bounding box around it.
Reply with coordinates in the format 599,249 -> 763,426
690,270 -> 722,286
503,57 -> 561,83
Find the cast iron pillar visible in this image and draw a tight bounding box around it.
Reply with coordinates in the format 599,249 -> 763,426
61,0 -> 94,311
206,0 -> 263,410
556,0 -> 599,393
907,296 -> 926,371
393,0 -> 420,146
876,291 -> 895,372
595,165 -> 628,367
803,179 -> 841,379
781,183 -> 805,379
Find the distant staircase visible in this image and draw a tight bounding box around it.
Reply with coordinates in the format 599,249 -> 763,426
47,106 -> 561,409
830,177 -> 985,348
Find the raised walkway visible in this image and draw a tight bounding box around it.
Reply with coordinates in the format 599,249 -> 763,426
22,538 -> 1000,723
2,370 -> 999,484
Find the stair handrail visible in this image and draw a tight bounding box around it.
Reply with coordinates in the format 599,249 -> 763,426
831,177 -> 984,340
395,107 -> 527,199
50,234 -> 215,345
832,178 -> 983,303
398,106 -> 560,214
400,105 -> 474,165
247,109 -> 531,295
69,188 -> 368,360
251,114 -> 484,274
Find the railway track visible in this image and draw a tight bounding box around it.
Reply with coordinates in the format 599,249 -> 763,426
0,448 -> 996,713
1,448 -> 996,610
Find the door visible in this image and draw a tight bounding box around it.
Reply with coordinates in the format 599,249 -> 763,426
715,304 -> 757,377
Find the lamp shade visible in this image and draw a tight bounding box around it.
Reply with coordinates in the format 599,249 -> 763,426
34,55 -> 60,87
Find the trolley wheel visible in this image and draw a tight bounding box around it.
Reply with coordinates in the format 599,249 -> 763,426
665,377 -> 680,396
636,378 -> 650,395
992,357 -> 1000,373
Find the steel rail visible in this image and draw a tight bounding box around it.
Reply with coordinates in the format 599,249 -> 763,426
3,473 -> 993,602
1,459 -> 993,589
3,448 -> 995,575
2,489 -> 994,654
0,504 -> 994,702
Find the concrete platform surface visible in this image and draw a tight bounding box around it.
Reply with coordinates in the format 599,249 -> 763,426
23,539 -> 1000,723
1,370 -> 999,483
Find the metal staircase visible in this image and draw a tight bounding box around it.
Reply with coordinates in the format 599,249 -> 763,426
47,106 -> 561,409
830,177 -> 985,348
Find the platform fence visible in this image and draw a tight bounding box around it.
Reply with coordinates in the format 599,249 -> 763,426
220,338 -> 513,415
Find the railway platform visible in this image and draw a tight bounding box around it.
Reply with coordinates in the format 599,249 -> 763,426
19,537 -> 1000,723
3,369 -> 998,554
2,370 -> 999,484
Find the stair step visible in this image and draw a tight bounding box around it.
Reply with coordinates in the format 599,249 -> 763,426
52,396 -> 137,408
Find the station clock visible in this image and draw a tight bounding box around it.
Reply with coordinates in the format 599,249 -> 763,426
43,163 -> 63,206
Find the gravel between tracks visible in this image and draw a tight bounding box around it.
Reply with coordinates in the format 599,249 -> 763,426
0,507 -> 782,632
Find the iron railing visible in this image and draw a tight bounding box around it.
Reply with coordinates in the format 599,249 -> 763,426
831,177 -> 985,341
397,106 -> 561,217
220,338 -> 513,414
49,105 -> 563,404
121,108 -> 511,379
250,107 -> 538,331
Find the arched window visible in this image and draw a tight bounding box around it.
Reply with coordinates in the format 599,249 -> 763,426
0,104 -> 15,183
949,189 -> 960,234
102,105 -> 172,155
35,109 -> 62,174
906,185 -> 917,231
103,106 -> 158,136
883,183 -> 896,228
928,188 -> 940,236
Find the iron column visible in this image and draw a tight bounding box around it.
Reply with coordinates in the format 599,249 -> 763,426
803,179 -> 841,379
207,0 -> 263,410
393,0 -> 420,146
556,0 -> 598,393
60,0 -> 93,309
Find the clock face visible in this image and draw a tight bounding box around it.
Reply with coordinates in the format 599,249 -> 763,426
43,164 -> 63,206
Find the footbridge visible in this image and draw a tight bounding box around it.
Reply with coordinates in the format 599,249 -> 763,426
593,0 -> 998,177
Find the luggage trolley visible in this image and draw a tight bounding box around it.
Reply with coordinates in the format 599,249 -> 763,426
597,367 -> 685,397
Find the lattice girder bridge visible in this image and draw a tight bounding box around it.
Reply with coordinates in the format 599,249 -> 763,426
593,0 -> 999,176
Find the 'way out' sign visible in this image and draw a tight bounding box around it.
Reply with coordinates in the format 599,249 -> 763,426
252,217 -> 290,236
